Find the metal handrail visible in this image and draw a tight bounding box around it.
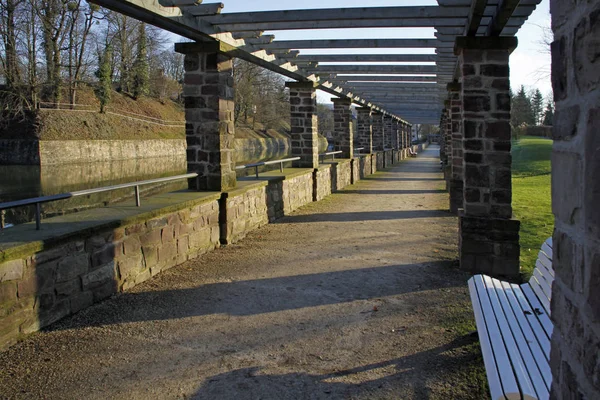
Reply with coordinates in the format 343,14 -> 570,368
319,151 -> 343,161
236,157 -> 300,179
0,173 -> 198,231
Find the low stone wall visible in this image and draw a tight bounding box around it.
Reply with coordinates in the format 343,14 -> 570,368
329,159 -> 352,192
221,182 -> 269,245
0,193 -> 221,349
314,165 -> 333,201
0,149 -> 416,350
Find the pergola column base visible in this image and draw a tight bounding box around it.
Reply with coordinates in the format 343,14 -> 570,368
286,81 -> 319,169
459,214 -> 520,280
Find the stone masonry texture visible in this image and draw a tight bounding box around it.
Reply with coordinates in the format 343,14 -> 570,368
332,98 -> 354,159
449,83 -> 464,214
455,36 -> 520,279
549,1 -> 600,398
372,111 -> 385,151
356,107 -> 373,154
178,44 -> 237,192
286,82 -> 319,169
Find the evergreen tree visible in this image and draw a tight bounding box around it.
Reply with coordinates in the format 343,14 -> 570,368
511,85 -> 535,127
94,46 -> 112,113
542,101 -> 554,126
532,89 -> 544,125
132,23 -> 149,99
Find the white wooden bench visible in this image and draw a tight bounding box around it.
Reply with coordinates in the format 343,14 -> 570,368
468,237 -> 554,400
408,147 -> 417,157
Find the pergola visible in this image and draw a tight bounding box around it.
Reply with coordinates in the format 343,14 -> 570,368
90,0 -> 541,125
89,0 -> 542,279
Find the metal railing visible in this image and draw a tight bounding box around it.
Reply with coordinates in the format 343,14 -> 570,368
235,157 -> 300,179
0,173 -> 198,231
319,151 -> 343,162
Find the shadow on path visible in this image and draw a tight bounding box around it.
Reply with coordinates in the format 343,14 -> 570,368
191,334 -> 480,400
48,261 -> 461,330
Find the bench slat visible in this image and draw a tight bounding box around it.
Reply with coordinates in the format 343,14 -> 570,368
509,283 -> 551,360
537,251 -> 554,279
528,275 -> 552,316
469,278 -> 512,400
535,257 -> 554,288
522,283 -> 554,338
541,241 -> 553,259
482,275 -> 540,399
533,267 -> 553,301
499,281 -> 553,390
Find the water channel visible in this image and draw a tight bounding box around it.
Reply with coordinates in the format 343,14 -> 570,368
0,141 -> 294,228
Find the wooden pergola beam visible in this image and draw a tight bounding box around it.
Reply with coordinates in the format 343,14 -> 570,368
486,0 -> 521,36
294,54 -> 437,63
261,39 -> 439,50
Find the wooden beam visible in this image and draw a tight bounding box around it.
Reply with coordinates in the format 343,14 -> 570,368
306,65 -> 438,74
295,54 -> 437,63
466,0 -> 498,35
336,75 -> 438,82
181,3 -> 223,16
486,0 -> 521,36
261,39 -> 439,50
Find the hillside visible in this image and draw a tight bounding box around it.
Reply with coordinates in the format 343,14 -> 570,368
0,86 -> 292,141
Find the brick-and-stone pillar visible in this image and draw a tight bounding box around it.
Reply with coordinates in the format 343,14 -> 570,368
455,36 -> 520,279
286,81 -> 319,168
356,107 -> 373,153
549,1 -> 600,398
372,111 -> 384,151
384,115 -> 394,149
448,82 -> 464,214
175,42 -> 236,192
331,97 -> 353,158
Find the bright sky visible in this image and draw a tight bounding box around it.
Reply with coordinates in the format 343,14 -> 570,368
196,0 -> 552,99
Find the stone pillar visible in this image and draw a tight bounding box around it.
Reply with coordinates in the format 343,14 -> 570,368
286,81 -> 319,168
393,119 -> 400,150
175,42 -> 236,191
372,111 -> 384,151
448,82 -> 464,214
331,97 -> 353,158
439,110 -> 448,164
549,1 -> 600,398
356,107 -> 373,153
455,36 -> 520,279
384,115 -> 394,149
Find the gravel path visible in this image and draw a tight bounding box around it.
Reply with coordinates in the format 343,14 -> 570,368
0,146 -> 487,399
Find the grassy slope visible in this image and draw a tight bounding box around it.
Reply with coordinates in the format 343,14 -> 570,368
511,136 -> 553,279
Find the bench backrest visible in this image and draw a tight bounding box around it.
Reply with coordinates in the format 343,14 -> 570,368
528,237 -> 554,315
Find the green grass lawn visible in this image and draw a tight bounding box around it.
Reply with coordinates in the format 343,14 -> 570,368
511,136 -> 553,279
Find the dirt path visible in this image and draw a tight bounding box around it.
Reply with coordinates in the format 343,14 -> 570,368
0,146 -> 487,399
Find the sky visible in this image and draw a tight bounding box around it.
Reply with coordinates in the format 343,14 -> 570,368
182,0 -> 553,100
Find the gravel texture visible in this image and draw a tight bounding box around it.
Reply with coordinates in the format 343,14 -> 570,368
0,146 -> 487,399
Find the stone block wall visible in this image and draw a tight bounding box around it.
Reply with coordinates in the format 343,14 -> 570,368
221,183 -> 269,245
0,146 -> 406,350
0,196 -> 221,349
313,165 -> 333,202
351,158 -> 360,184
376,151 -> 385,171
281,171 -> 314,216
549,0 -> 600,398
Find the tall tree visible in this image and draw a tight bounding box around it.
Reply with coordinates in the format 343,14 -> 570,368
542,101 -> 554,126
39,0 -> 69,106
94,45 -> 112,113
531,89 -> 544,126
511,85 -> 535,128
131,22 -> 149,99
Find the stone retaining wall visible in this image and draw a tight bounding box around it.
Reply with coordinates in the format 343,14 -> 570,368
0,139 -> 187,165
0,195 -> 221,349
0,149 -> 425,351
314,165 -> 333,201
